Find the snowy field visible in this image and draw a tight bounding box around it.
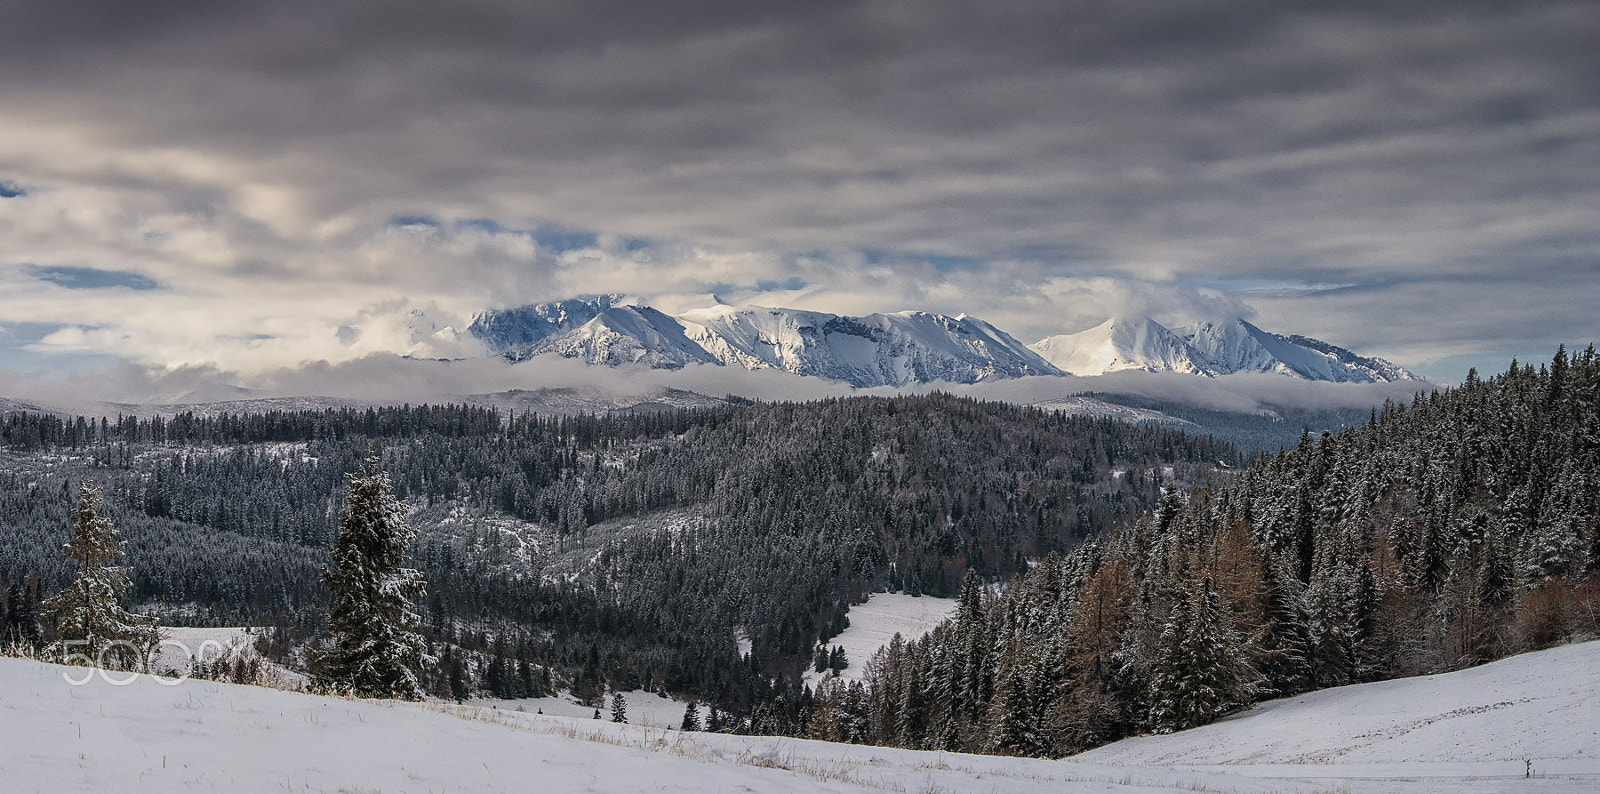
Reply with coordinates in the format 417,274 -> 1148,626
4,640 -> 1600,792
804,592 -> 957,687
479,687 -> 690,728
1075,639 -> 1600,786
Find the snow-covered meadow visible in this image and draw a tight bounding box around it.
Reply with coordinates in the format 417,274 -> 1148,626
6,640 -> 1599,792
804,592 -> 958,688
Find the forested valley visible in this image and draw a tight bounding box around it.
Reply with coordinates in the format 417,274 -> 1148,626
0,393 -> 1230,729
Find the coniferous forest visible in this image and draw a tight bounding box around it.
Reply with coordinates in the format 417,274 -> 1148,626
0,394 -> 1228,718
2,347 -> 1595,756
811,347 -> 1600,755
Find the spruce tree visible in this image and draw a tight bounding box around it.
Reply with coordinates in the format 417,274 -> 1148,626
313,453 -> 432,699
1146,573 -> 1260,733
611,691 -> 628,723
39,483 -> 159,670
681,701 -> 701,731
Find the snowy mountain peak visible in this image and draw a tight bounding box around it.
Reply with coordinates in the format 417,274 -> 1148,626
1030,317 -> 1210,376
1030,315 -> 1417,383
1175,318 -> 1418,382
468,295 -> 622,356
526,305 -> 719,369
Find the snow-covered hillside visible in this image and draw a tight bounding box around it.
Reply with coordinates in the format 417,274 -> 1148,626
0,397 -> 50,415
461,386 -> 727,416
1028,394 -> 1200,429
1077,640 -> 1600,785
6,640 -> 1600,792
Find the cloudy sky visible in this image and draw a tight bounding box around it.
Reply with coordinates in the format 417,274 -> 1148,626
1,0 -> 1596,392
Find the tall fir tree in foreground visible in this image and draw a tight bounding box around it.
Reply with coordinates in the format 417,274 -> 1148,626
40,482 -> 159,669
313,452 -> 432,699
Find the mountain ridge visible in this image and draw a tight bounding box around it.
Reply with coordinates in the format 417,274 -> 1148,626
469,298 -> 1418,387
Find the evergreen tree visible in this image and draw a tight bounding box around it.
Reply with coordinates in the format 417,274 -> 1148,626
984,645 -> 1037,755
1146,573 -> 1260,733
611,691 -> 628,723
2,576 -> 42,650
39,483 -> 159,670
313,453 -> 432,699
681,701 -> 701,731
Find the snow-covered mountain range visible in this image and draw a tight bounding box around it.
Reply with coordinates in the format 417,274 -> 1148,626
468,297 -> 1417,387
469,298 -> 1059,388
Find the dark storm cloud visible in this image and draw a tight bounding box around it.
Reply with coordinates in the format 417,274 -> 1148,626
0,0 -> 1595,382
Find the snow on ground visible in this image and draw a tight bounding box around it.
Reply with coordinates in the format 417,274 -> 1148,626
1076,639 -> 1600,788
7,641 -> 1600,791
479,688 -> 689,728
0,656 -> 1295,793
805,592 -> 956,688
146,627 -> 258,675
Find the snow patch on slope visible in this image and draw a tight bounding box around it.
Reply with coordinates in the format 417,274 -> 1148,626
804,593 -> 957,688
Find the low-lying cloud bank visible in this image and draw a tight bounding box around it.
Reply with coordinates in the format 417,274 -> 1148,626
1,354 -> 1439,419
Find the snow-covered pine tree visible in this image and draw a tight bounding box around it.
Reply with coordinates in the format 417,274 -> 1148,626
1145,572 -> 1260,733
611,691 -> 628,723
40,482 -> 160,670
829,644 -> 848,673
983,643 -> 1037,755
313,452 -> 432,699
681,701 -> 701,731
